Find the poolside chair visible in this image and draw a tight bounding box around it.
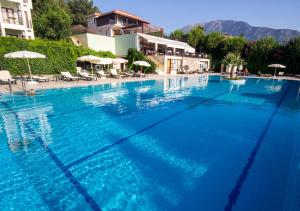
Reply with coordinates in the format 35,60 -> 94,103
30,75 -> 49,82
135,71 -> 146,78
278,72 -> 284,76
96,70 -> 110,78
110,68 -> 122,78
76,67 -> 96,81
61,71 -> 80,81
78,71 -> 97,81
177,67 -> 185,74
0,70 -> 16,84
125,70 -> 135,77
258,71 -> 272,77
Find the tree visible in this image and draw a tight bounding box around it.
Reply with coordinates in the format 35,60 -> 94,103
169,29 -> 184,41
284,37 -> 300,74
222,36 -> 247,55
187,26 -> 205,50
248,36 -> 278,71
67,0 -> 99,26
33,5 -> 72,40
202,32 -> 225,68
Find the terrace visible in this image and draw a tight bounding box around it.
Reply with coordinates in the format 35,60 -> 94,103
138,33 -> 208,58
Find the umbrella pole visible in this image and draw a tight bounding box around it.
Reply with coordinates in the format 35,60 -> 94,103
27,58 -> 33,81
91,63 -> 93,76
274,68 -> 277,78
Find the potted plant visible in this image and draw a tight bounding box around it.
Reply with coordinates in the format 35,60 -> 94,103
222,53 -> 246,84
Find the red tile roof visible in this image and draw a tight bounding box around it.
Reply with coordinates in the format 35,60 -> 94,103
93,10 -> 150,24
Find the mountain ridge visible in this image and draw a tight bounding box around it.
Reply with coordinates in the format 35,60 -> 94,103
181,20 -> 300,43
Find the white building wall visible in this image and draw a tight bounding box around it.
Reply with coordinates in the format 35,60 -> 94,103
115,34 -> 137,57
0,0 -> 34,39
72,33 -> 116,54
72,33 -> 139,56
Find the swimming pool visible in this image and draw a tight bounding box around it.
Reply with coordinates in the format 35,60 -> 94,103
0,75 -> 299,210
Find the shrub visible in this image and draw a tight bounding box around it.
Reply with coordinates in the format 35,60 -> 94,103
126,48 -> 156,73
0,37 -> 115,76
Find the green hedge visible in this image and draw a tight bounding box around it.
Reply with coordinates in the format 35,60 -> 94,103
126,48 -> 156,73
0,37 -> 115,75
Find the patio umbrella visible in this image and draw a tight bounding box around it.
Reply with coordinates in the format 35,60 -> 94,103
268,64 -> 286,77
99,58 -> 113,65
77,55 -> 102,75
4,50 -> 46,81
133,60 -> 151,74
114,58 -> 128,71
114,58 -> 128,64
97,58 -> 114,72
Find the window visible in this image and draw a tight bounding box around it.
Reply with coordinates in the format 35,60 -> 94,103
17,10 -> 23,25
1,8 -> 15,24
24,11 -> 30,28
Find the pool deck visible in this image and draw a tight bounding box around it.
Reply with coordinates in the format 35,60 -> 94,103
0,73 -> 299,94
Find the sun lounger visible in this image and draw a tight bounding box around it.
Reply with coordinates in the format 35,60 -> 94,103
61,71 -> 80,81
278,72 -> 284,76
295,75 -> 300,79
30,75 -> 49,82
258,71 -> 272,77
177,67 -> 185,74
110,68 -> 123,78
135,71 -> 146,77
96,70 -> 110,78
0,70 -> 16,84
125,70 -> 135,77
77,71 -> 96,81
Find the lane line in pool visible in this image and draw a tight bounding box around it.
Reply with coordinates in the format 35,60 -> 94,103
0,101 -> 102,211
224,81 -> 293,211
66,90 -> 229,169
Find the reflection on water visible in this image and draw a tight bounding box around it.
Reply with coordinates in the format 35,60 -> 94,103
1,106 -> 53,152
164,76 -> 208,92
297,86 -> 300,102
82,89 -> 128,106
148,76 -> 208,107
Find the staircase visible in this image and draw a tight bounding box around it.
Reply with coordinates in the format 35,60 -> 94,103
147,55 -> 165,74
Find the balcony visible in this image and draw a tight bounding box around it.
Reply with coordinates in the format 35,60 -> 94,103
3,17 -> 23,25
142,47 -> 208,59
2,17 -> 25,31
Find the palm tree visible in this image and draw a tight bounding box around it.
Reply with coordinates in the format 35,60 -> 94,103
222,53 -> 246,79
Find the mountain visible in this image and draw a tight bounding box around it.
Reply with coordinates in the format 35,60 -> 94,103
181,20 -> 300,43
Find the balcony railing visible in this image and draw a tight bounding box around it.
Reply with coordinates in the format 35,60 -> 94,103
3,17 -> 23,25
144,49 -> 209,59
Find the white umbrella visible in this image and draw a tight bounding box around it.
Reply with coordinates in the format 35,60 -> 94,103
4,50 -> 46,80
114,58 -> 128,64
77,55 -> 102,75
133,61 -> 151,67
268,64 -> 286,77
99,58 -> 113,65
133,61 -> 151,74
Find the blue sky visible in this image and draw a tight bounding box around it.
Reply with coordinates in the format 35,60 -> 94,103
95,0 -> 300,33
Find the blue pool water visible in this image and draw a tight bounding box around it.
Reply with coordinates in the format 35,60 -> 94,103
0,76 -> 300,210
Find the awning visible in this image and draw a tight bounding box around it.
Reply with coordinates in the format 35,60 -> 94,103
138,33 -> 195,53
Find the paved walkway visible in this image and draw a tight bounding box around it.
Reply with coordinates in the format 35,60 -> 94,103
0,73 -> 299,94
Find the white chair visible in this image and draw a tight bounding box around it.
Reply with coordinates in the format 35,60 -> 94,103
110,68 -> 120,78
61,71 -> 80,81
96,70 -> 110,78
0,70 -> 16,84
31,75 -> 49,82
